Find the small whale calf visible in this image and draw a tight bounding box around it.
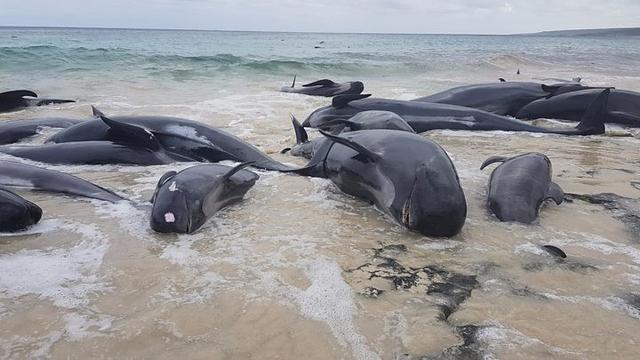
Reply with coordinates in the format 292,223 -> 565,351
0,188 -> 42,232
480,153 -> 565,223
0,90 -> 75,113
280,77 -> 364,97
150,162 -> 259,234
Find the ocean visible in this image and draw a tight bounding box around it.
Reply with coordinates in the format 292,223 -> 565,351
1,27 -> 640,359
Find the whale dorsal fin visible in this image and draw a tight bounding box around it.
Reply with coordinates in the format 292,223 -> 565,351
499,78 -> 506,82
99,115 -> 162,151
291,115 -> 308,144
150,170 -> 178,203
541,84 -> 563,95
480,156 -> 508,170
221,161 -> 255,181
291,74 -> 297,88
318,119 -> 361,131
91,105 -> 106,117
575,88 -> 609,133
319,130 -> 381,163
332,94 -> 371,109
545,182 -> 565,205
303,79 -> 336,88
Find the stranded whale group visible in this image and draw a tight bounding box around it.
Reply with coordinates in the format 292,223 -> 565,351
0,77 -> 638,236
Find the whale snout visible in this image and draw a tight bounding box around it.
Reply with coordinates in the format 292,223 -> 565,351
402,166 -> 467,237
150,188 -> 196,234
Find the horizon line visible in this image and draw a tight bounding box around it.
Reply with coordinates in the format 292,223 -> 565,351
1,25 -> 639,37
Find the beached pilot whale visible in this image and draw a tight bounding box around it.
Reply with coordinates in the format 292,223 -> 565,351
0,118 -> 83,144
280,76 -> 364,97
0,161 -> 124,202
283,111 -> 415,159
413,81 -> 591,116
302,89 -> 610,136
150,162 -> 258,234
516,88 -> 640,127
47,107 -> 291,171
0,90 -> 75,113
285,130 -> 467,237
480,153 -> 564,223
0,188 -> 42,232
0,115 -> 190,166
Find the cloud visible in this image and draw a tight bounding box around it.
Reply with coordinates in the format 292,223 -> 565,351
0,0 -> 638,34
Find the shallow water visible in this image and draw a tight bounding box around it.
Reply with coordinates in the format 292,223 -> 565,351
1,28 -> 640,359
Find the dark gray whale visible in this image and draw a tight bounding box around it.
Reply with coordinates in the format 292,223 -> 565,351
0,161 -> 124,202
150,162 -> 258,233
0,118 -> 83,145
284,111 -> 415,159
516,89 -> 640,127
480,153 -> 564,223
302,90 -> 610,136
47,107 -> 290,171
0,90 -> 75,113
280,77 -> 364,97
0,140 -> 185,166
413,81 -> 589,116
287,130 -> 467,237
0,188 -> 42,232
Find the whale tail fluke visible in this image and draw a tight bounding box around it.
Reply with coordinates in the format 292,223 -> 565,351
575,88 -> 610,135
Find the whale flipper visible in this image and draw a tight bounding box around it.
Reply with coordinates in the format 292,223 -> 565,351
542,245 -> 567,258
99,115 -> 162,151
319,130 -> 381,163
480,156 -> 508,170
332,94 -> 371,109
546,182 -> 565,205
303,79 -> 336,87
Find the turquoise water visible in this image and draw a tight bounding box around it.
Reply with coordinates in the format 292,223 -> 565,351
1,27 -> 639,91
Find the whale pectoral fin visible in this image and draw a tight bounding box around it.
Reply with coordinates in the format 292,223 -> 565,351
291,115 -> 308,144
291,74 -> 297,88
545,182 -> 565,205
150,170 -> 178,203
99,115 -> 162,151
541,245 -> 567,258
91,105 -> 106,117
332,94 -> 371,109
319,130 -> 381,163
480,156 -> 508,170
302,79 -> 336,88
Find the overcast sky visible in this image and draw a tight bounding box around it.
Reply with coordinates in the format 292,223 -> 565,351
1,0 -> 639,34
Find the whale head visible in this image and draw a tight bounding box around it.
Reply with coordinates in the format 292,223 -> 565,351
0,188 -> 43,232
401,165 -> 467,237
150,174 -> 204,234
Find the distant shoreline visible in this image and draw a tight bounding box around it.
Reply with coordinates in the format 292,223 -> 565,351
0,25 -> 639,37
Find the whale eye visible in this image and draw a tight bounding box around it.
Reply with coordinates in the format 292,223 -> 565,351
164,212 -> 176,223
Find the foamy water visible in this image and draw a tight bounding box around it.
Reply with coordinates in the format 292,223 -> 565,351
1,28 -> 639,359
